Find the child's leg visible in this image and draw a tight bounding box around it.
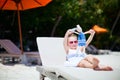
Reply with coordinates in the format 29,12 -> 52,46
77,59 -> 94,69
94,64 -> 113,71
84,55 -> 99,68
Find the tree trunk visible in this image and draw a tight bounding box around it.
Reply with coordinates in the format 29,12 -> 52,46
110,10 -> 120,35
51,16 -> 62,37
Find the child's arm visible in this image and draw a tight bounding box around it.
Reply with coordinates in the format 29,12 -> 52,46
84,29 -> 95,47
63,29 -> 73,53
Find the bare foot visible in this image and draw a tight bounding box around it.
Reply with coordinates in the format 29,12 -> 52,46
94,65 -> 113,71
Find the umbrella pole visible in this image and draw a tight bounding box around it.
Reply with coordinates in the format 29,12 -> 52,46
17,4 -> 28,65
17,9 -> 23,55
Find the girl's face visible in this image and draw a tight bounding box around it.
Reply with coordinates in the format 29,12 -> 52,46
68,36 -> 78,49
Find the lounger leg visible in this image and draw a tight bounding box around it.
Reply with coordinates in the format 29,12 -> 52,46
0,56 -> 4,64
37,58 -> 42,65
12,57 -> 15,63
40,74 -> 45,80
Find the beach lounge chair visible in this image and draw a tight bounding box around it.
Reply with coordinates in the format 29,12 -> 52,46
86,45 -> 101,55
36,37 -> 120,80
86,45 -> 110,55
0,39 -> 41,65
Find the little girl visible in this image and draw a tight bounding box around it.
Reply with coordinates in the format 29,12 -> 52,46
63,25 -> 113,71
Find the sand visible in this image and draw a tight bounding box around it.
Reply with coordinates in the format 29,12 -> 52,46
0,51 -> 120,80
0,64 -> 39,80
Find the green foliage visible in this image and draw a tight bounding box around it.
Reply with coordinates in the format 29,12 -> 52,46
55,0 -> 120,49
0,0 -> 119,50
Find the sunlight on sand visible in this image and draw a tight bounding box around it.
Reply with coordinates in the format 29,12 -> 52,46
0,63 -> 39,80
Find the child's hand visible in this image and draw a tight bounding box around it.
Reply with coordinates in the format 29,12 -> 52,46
66,29 -> 74,35
84,29 -> 95,34
89,29 -> 95,34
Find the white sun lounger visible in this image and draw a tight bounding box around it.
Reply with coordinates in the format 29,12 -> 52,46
0,39 -> 41,64
36,37 -> 120,80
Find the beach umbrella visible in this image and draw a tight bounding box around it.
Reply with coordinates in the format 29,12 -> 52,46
92,25 -> 108,48
0,0 -> 52,54
92,25 -> 108,33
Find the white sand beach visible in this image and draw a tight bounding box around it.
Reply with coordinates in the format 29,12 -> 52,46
0,51 -> 120,80
0,64 -> 40,80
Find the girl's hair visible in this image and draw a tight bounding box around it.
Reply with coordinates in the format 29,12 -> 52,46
68,33 -> 78,38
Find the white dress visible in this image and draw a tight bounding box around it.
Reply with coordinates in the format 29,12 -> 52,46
64,47 -> 87,67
